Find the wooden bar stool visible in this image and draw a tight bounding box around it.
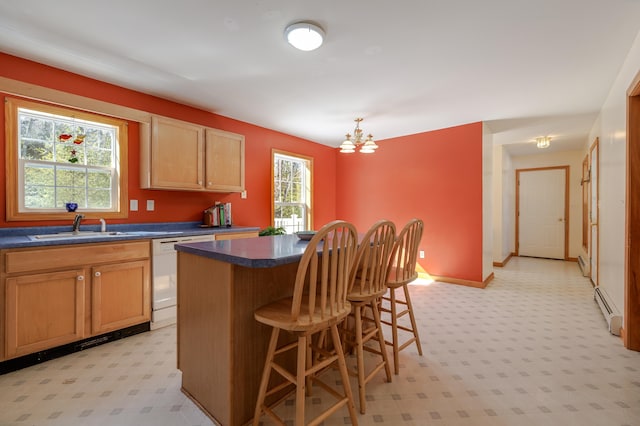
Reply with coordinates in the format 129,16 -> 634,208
252,220 -> 359,426
379,218 -> 424,374
343,219 -> 395,414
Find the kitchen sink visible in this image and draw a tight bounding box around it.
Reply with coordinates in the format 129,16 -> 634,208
28,231 -> 130,240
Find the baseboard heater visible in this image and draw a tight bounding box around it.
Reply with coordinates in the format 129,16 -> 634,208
578,255 -> 590,277
593,286 -> 622,336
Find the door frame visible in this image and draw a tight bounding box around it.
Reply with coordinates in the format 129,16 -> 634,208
589,138 -> 600,286
625,70 -> 640,350
515,166 -> 570,259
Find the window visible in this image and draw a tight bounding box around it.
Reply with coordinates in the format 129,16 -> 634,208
272,150 -> 312,233
5,97 -> 128,221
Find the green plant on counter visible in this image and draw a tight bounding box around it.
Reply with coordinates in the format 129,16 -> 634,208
259,226 -> 287,236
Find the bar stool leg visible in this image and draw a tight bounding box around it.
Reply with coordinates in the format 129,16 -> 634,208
371,300 -> 393,382
389,287 -> 400,375
331,323 -> 359,425
253,328 -> 280,426
403,284 -> 423,356
296,334 -> 307,425
354,304 -> 366,413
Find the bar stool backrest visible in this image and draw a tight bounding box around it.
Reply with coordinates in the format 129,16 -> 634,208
388,218 -> 424,286
291,220 -> 358,325
348,220 -> 396,299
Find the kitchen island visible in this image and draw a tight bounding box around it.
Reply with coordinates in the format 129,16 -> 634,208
175,235 -> 311,426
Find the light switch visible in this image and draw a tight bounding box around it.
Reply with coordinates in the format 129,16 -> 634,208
146,200 -> 155,211
130,199 -> 138,211
241,190 -> 247,199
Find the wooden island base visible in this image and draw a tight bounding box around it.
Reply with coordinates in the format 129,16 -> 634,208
177,251 -> 299,426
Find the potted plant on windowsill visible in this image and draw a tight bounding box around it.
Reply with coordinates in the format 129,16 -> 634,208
258,226 -> 286,236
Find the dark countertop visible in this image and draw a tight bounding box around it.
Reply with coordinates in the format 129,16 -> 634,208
176,234 -> 311,268
0,222 -> 259,249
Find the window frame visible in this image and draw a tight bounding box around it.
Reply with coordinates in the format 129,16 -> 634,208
271,149 -> 313,233
5,96 -> 129,221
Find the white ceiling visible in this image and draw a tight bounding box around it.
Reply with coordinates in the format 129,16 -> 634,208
1,0 -> 639,156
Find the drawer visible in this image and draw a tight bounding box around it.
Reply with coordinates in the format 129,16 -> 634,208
3,241 -> 150,275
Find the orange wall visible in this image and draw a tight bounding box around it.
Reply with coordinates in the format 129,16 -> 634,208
0,53 -> 337,229
1,53 -> 485,282
336,122 -> 484,282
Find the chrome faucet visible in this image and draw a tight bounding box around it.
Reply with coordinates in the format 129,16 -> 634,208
99,218 -> 106,233
72,214 -> 84,233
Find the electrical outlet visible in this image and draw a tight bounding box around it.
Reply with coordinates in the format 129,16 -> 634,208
130,199 -> 138,211
146,200 -> 155,211
419,250 -> 425,259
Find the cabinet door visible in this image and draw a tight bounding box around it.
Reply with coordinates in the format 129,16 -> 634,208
91,260 -> 150,335
149,116 -> 204,190
205,128 -> 245,192
5,269 -> 86,358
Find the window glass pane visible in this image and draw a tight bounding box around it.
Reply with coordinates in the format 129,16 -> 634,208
56,168 -> 86,187
87,149 -> 113,167
24,164 -> 54,186
274,204 -> 304,233
21,139 -> 54,161
20,115 -> 53,141
58,187 -> 86,207
291,162 -> 301,181
88,188 -> 112,208
87,170 -> 112,189
24,185 -> 55,209
292,182 -> 301,201
20,115 -> 54,161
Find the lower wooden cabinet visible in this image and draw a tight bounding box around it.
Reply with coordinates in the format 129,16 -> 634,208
91,260 -> 150,335
5,269 -> 86,358
1,241 -> 150,361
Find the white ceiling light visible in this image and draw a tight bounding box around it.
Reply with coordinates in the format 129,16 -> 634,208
536,136 -> 551,149
284,22 -> 325,51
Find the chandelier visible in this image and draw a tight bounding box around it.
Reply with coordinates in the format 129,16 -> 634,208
339,118 -> 378,153
536,136 -> 551,149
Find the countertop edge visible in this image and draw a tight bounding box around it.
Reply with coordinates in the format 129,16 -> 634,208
0,224 -> 260,249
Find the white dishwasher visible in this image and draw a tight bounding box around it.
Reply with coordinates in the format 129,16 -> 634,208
151,234 -> 214,329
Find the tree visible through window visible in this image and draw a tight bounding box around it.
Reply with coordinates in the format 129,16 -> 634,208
5,97 -> 128,220
273,151 -> 312,233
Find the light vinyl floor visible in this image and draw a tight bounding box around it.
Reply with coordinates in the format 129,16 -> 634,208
1,256 -> 639,426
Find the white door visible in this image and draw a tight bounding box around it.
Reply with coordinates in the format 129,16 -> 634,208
518,168 -> 566,259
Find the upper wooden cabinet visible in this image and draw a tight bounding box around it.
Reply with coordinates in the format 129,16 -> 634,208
205,128 -> 245,192
140,116 -> 245,192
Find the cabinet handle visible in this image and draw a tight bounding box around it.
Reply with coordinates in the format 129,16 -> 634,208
77,275 -> 84,281
95,271 -> 101,277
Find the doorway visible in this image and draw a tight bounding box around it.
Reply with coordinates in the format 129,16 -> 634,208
516,166 -> 569,260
